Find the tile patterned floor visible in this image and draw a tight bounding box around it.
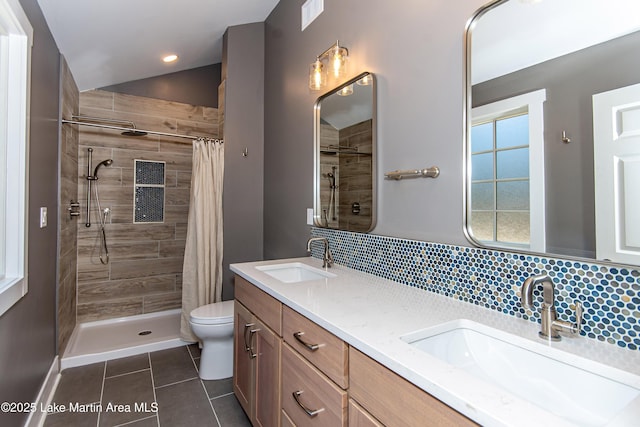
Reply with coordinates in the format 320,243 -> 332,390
44,345 -> 251,427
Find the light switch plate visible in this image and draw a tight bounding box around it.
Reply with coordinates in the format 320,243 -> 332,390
40,207 -> 47,228
306,208 -> 314,225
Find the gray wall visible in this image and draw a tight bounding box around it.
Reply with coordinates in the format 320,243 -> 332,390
263,0 -> 488,259
0,0 -> 60,425
222,23 -> 265,299
473,31 -> 640,258
101,64 -> 222,108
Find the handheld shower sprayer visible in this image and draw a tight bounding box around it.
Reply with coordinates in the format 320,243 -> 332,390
92,159 -> 113,179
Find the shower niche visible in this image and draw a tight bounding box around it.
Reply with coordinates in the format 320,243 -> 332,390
134,160 -> 166,223
314,72 -> 376,233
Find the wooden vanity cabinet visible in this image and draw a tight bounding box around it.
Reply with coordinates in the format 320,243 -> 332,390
234,277 -> 282,427
349,347 -> 478,427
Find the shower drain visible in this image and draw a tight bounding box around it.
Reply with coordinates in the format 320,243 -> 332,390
138,330 -> 152,336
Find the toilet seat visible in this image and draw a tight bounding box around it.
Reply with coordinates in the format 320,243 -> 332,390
190,300 -> 234,325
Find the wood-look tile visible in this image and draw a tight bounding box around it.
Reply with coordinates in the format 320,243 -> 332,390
158,240 -> 186,258
175,120 -> 219,138
203,107 -> 219,122
107,204 -> 134,223
77,299 -> 143,322
77,260 -> 110,282
78,223 -> 175,242
159,140 -> 194,155
79,89 -> 114,110
176,170 -> 192,188
143,292 -> 182,313
110,257 -> 183,280
114,92 -> 204,122
164,205 -> 190,224
79,129 -> 161,152
78,240 -> 159,261
175,223 -> 188,240
166,188 -> 190,206
78,275 -> 176,303
112,149 -> 192,171
80,105 -> 179,134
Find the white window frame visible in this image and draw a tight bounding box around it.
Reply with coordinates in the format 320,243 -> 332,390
470,89 -> 546,252
0,0 -> 32,317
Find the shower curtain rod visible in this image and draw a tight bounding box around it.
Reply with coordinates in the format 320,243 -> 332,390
61,119 -> 222,143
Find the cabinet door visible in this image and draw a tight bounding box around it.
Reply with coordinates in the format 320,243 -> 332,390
348,399 -> 383,427
233,301 -> 254,418
254,317 -> 281,427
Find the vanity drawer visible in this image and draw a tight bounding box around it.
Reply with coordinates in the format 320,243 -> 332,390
235,275 -> 282,335
282,343 -> 347,427
282,306 -> 348,389
349,348 -> 478,427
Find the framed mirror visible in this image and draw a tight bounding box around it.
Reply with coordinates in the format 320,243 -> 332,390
464,0 -> 640,267
313,72 -> 376,232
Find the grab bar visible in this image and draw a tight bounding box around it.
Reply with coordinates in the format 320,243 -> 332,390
385,166 -> 440,180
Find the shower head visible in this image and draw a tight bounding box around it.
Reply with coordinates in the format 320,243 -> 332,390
121,130 -> 148,137
93,159 -> 113,178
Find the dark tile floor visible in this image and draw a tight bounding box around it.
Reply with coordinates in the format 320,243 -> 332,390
44,345 -> 251,427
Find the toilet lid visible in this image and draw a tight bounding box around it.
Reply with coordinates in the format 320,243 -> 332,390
190,300 -> 234,325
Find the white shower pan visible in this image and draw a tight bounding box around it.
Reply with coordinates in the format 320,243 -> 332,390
61,309 -> 189,369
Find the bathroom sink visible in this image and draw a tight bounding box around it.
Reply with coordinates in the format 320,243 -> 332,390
401,320 -> 640,426
256,262 -> 336,283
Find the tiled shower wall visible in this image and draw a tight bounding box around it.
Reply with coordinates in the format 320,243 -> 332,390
318,120 -> 373,231
338,119 -> 373,232
76,90 -> 219,322
311,227 -> 640,351
58,58 -> 79,353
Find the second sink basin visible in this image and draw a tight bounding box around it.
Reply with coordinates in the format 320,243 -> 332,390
401,319 -> 640,426
256,262 -> 336,283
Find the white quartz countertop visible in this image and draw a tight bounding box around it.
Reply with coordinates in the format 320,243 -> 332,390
230,257 -> 640,427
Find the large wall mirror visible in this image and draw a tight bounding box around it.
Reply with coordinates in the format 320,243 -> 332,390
465,0 -> 640,267
314,72 -> 376,232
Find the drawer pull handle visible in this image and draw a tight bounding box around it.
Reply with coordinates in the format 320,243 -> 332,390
292,390 -> 324,417
249,328 -> 260,359
243,323 -> 255,352
293,332 -> 320,351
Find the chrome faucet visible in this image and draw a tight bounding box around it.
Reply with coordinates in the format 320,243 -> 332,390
521,274 -> 582,341
306,237 -> 334,268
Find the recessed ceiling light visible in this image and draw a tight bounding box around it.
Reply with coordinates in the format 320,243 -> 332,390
163,54 -> 178,63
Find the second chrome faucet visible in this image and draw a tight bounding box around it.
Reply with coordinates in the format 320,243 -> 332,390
306,237 -> 334,268
521,274 -> 583,341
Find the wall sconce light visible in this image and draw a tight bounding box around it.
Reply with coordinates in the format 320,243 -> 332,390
309,40 -> 349,91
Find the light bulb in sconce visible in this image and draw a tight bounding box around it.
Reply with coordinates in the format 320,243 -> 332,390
356,74 -> 372,86
330,42 -> 348,79
336,84 -> 353,96
309,57 -> 326,91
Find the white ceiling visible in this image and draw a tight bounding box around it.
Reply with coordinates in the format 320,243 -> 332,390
37,0 -> 280,91
472,0 -> 640,84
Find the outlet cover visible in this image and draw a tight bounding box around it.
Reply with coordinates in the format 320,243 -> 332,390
306,208 -> 314,225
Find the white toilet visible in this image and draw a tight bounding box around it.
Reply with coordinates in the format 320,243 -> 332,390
189,300 -> 234,380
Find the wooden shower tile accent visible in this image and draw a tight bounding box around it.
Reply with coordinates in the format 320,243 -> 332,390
77,261 -> 110,282
79,89 -> 113,110
77,89 -> 220,321
159,240 -> 187,258
78,276 -> 177,303
143,292 -> 182,313
110,257 -> 184,280
77,299 -> 143,323
77,240 -> 160,261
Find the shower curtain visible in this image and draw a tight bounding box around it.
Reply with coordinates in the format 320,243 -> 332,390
180,138 -> 224,342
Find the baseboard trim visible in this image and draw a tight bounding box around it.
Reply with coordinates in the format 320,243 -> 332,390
24,356 -> 60,427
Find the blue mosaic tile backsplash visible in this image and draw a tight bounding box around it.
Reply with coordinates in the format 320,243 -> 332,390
310,227 -> 640,351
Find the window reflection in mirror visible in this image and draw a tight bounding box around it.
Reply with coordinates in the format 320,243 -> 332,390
465,0 -> 640,266
314,72 -> 376,233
